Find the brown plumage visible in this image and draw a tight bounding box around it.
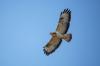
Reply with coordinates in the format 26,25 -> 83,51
43,9 -> 72,56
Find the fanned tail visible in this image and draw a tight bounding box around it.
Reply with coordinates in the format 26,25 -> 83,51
63,33 -> 72,42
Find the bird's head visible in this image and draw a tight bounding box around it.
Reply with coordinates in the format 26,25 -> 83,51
50,32 -> 57,37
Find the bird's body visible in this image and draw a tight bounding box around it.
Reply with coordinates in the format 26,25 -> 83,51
43,9 -> 72,56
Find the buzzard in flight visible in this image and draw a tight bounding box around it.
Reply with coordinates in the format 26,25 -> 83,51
43,9 -> 72,56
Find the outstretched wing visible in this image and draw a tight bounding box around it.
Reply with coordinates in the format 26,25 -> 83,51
43,36 -> 62,56
56,9 -> 71,34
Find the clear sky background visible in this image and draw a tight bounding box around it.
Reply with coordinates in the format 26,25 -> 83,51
0,0 -> 100,66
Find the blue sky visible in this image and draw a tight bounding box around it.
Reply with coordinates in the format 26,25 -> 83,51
0,0 -> 100,66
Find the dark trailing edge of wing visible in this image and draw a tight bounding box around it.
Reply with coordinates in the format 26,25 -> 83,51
64,22 -> 70,34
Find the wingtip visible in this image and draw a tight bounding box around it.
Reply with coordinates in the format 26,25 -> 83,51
62,8 -> 71,14
43,47 -> 50,56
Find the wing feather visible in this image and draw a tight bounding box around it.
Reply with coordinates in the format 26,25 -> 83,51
56,9 -> 71,34
43,36 -> 62,55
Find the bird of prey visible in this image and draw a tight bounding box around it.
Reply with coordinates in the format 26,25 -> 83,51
43,9 -> 72,56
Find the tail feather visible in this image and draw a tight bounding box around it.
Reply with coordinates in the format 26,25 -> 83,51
63,33 -> 72,42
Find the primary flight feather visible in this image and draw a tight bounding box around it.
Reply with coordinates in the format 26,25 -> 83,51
43,9 -> 72,56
